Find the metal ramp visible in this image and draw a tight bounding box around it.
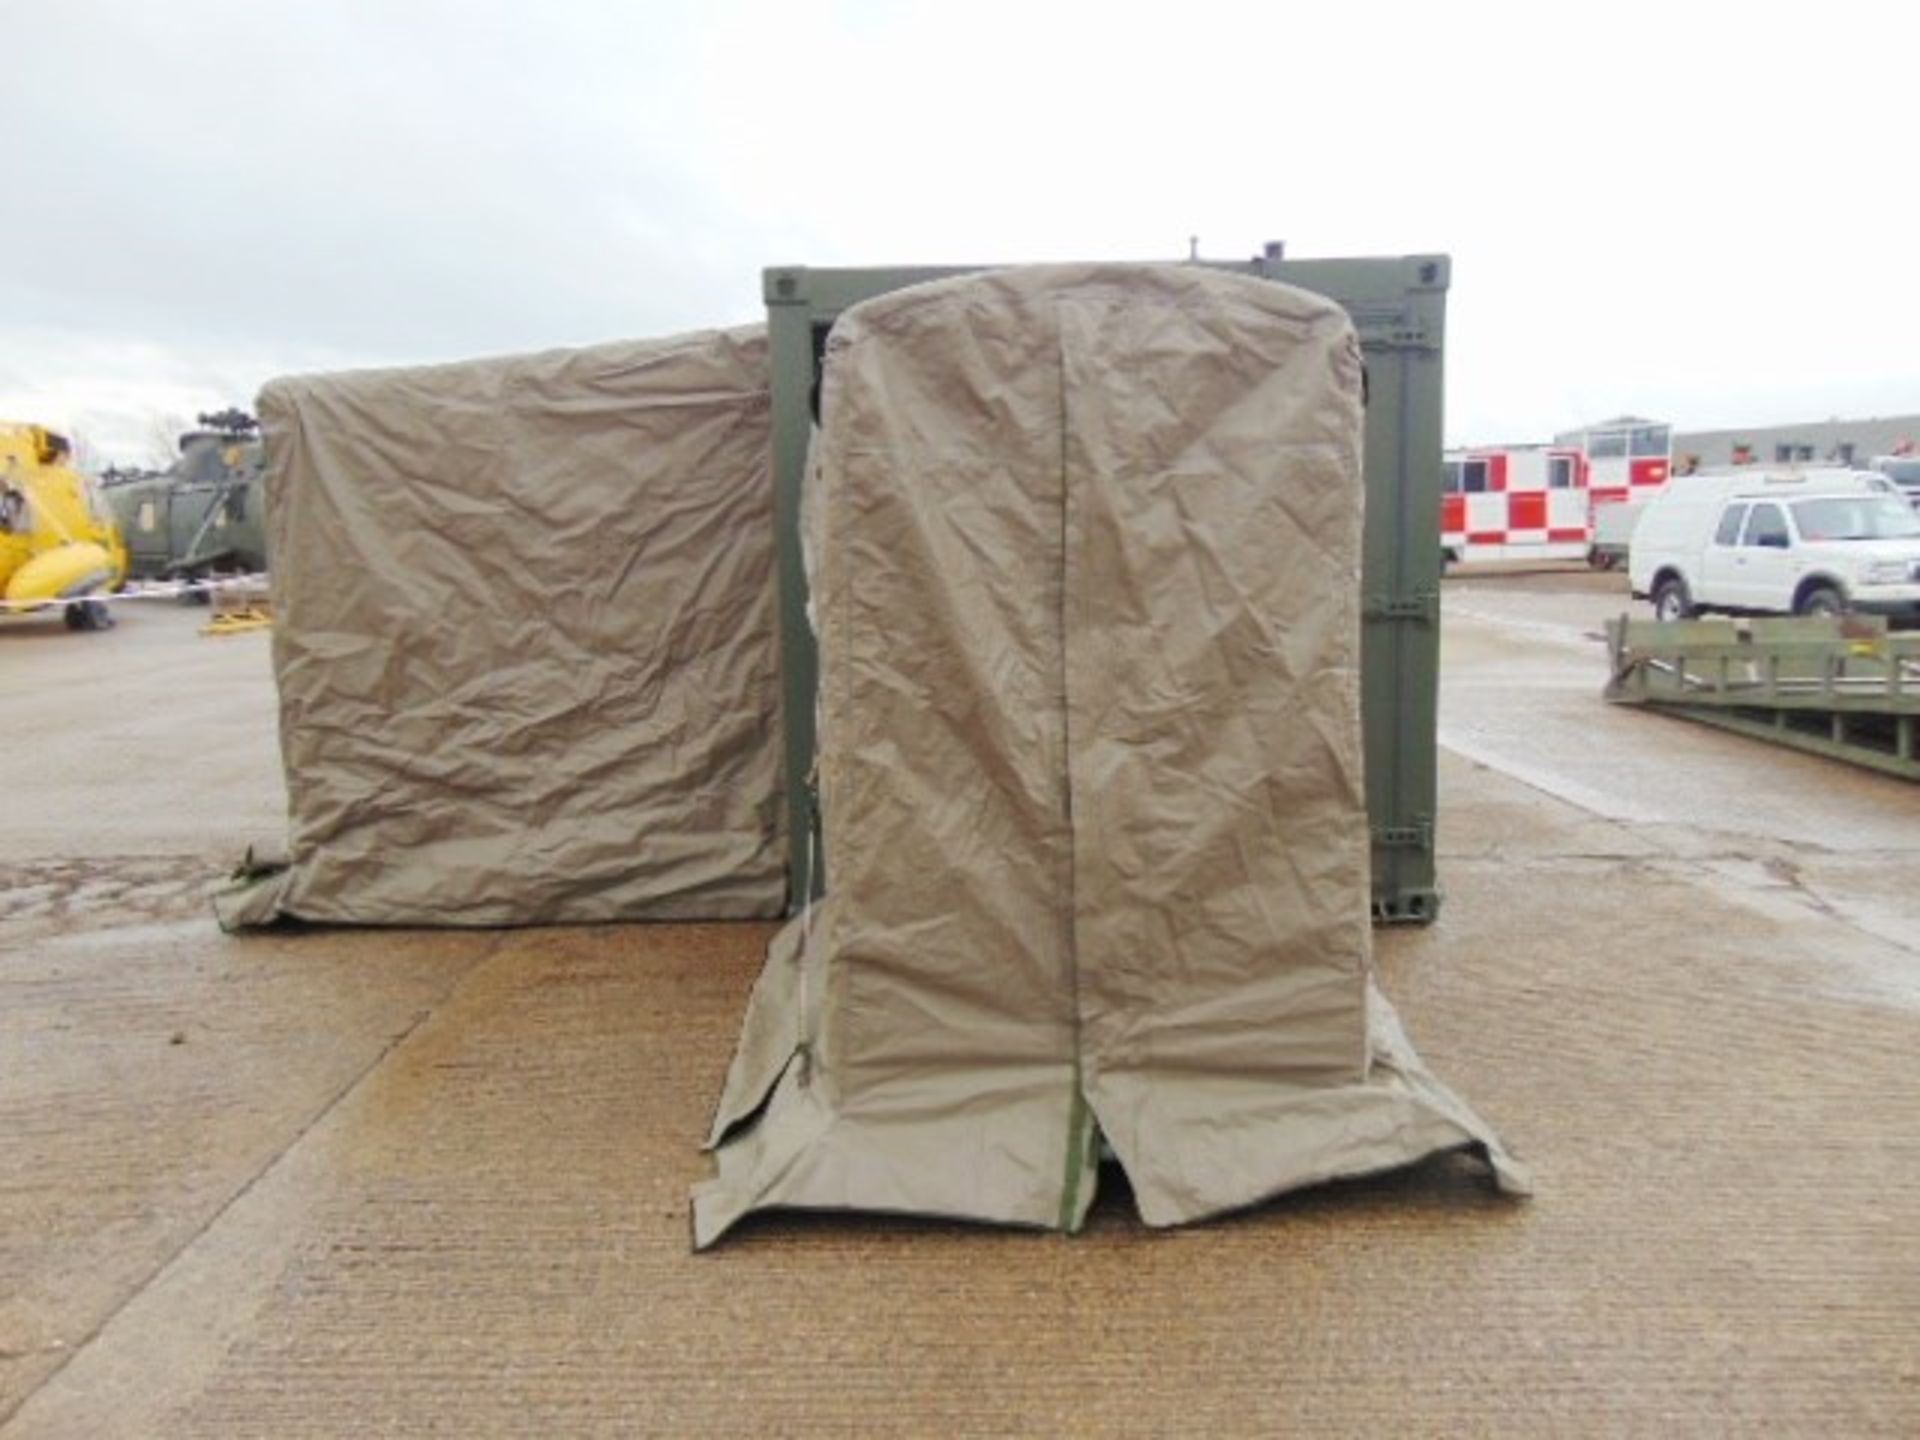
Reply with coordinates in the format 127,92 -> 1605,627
1605,615 -> 1920,780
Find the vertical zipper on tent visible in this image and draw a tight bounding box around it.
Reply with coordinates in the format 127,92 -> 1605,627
1053,299 -> 1094,1231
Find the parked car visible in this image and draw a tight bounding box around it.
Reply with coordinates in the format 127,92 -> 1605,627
1629,469 -> 1920,621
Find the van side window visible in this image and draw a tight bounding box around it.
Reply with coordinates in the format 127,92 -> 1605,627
1743,503 -> 1789,548
1713,504 -> 1748,546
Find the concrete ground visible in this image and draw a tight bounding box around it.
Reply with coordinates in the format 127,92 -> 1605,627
2,574 -> 1916,1436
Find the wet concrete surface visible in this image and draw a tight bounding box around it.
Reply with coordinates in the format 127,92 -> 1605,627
1442,567 -> 1919,855
2,570 -> 1916,1435
0,602 -> 284,868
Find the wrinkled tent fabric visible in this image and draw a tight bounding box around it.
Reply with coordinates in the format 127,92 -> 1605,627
694,265 -> 1526,1247
217,328 -> 785,928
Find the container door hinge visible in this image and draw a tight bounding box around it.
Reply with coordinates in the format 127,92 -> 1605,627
1362,592 -> 1438,625
1372,817 -> 1433,850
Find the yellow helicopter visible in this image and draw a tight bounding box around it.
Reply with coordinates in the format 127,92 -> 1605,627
0,423 -> 129,630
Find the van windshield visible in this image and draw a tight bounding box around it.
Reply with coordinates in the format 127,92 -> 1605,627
1792,496 -> 1920,541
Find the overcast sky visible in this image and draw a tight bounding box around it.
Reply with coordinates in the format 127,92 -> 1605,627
4,1 -> 1915,464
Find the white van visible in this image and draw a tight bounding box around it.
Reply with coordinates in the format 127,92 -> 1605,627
1628,468 -> 1920,621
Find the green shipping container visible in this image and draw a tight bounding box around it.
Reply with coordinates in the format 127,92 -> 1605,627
767,254 -> 1449,924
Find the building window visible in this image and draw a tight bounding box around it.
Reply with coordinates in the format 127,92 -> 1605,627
1629,425 -> 1670,458
1588,431 -> 1627,459
1775,444 -> 1794,462
1460,458 -> 1490,494
1795,444 -> 1814,462
1548,455 -> 1576,489
1443,461 -> 1462,494
1836,442 -> 1856,465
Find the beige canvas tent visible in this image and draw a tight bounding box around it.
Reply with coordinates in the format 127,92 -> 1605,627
218,327 -> 786,929
693,265 -> 1526,1246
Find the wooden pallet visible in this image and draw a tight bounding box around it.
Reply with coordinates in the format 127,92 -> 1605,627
200,579 -> 273,637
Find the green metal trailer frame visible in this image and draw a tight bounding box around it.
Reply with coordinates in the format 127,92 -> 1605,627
1606,615 -> 1920,780
766,254 -> 1452,923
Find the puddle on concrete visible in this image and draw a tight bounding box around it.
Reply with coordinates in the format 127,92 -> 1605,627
0,855 -> 218,940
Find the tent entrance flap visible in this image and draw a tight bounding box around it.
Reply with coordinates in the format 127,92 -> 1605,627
694,265 -> 1525,1249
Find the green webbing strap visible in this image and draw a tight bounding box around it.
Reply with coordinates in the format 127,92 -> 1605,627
1057,1077 -> 1094,1232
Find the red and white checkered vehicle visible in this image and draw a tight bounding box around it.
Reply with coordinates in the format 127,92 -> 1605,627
1442,418 -> 1671,565
1560,416 -> 1674,508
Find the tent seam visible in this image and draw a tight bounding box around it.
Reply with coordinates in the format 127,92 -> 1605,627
1055,298 -> 1093,1232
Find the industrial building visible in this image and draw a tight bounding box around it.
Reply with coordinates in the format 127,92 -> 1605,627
1670,413 -> 1920,469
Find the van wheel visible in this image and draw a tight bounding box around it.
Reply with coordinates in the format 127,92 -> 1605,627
1796,584 -> 1845,618
1652,576 -> 1695,622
